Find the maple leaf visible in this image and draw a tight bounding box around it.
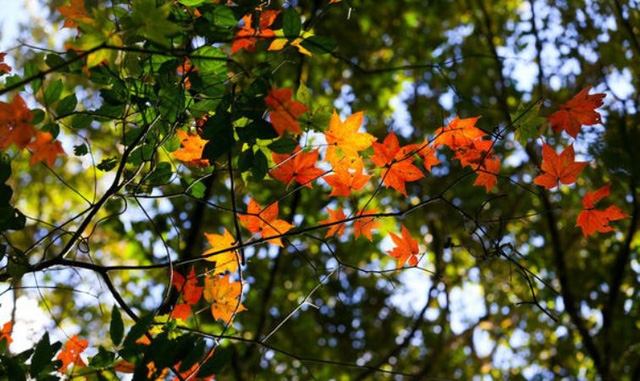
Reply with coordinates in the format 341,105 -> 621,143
0,321 -> 12,347
548,86 -> 606,138
325,158 -> 371,197
353,208 -> 380,241
319,207 -> 347,238
533,143 -> 587,190
238,198 -> 293,246
231,11 -> 280,54
57,0 -> 91,29
416,141 -> 441,172
453,139 -> 501,192
0,52 -> 11,74
171,266 -> 203,305
203,274 -> 246,325
265,87 -> 309,136
173,129 -> 210,167
371,132 -> 424,196
433,116 -> 484,150
171,303 -> 191,322
270,146 -> 324,187
57,335 -> 88,374
387,224 -> 420,269
576,185 -> 628,236
325,110 -> 376,163
203,228 -> 240,275
27,132 -> 66,167
0,94 -> 36,151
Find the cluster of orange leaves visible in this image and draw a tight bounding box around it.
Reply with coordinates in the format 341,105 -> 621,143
170,229 -> 245,325
0,92 -> 66,167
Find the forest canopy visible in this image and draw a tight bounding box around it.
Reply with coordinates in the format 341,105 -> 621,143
0,0 -> 639,380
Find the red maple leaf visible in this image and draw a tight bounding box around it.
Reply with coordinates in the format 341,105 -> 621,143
270,145 -> 324,187
324,159 -> 371,196
433,116 -> 484,150
231,11 -> 280,54
319,207 -> 347,238
371,132 -> 424,196
0,94 -> 36,150
533,143 -> 587,190
387,224 -> 420,269
27,131 -> 66,167
548,86 -> 606,138
454,139 -> 501,192
265,87 -> 309,136
171,266 -> 203,305
576,185 -> 628,236
238,198 -> 293,246
353,208 -> 380,241
57,335 -> 88,374
0,321 -> 12,347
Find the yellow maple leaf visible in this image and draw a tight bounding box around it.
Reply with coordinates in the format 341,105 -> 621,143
203,274 -> 246,325
202,228 -> 240,275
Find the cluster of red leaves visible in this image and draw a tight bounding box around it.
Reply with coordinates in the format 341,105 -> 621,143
269,145 -> 323,187
231,11 -> 280,54
0,321 -> 12,347
57,0 -> 91,29
434,116 -> 500,191
0,94 -> 65,167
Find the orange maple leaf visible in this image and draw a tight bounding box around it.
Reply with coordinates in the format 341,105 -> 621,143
231,11 -> 280,54
319,207 -> 347,238
0,52 -> 11,74
203,274 -> 246,325
576,184 -> 628,236
371,132 -> 424,196
325,110 -> 376,164
433,116 -> 484,150
0,94 -> 36,151
171,266 -> 203,305
353,208 -> 380,241
270,145 -> 324,187
57,0 -> 91,29
548,86 -> 606,138
533,143 -> 587,190
387,224 -> 420,269
27,132 -> 66,167
416,141 -> 441,172
238,198 -> 293,246
0,321 -> 12,347
265,87 -> 309,136
173,129 -> 210,167
203,228 -> 240,275
324,159 -> 371,197
57,335 -> 88,374
453,139 -> 501,192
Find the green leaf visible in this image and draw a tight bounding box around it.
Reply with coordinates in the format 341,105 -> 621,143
268,137 -> 298,154
178,0 -> 206,5
187,180 -> 206,199
73,144 -> 89,156
44,54 -> 68,71
130,0 -> 182,47
73,114 -> 93,129
1,355 -> 27,381
110,306 -> 124,347
24,61 -> 41,93
283,8 -> 302,38
237,148 -> 254,173
89,346 -> 116,368
44,79 -> 64,105
296,81 -> 312,107
97,157 -> 118,172
251,149 -> 268,180
211,4 -> 237,28
511,101 -> 546,146
300,36 -> 338,54
191,46 -> 227,74
237,120 -> 278,143
30,333 -> 61,378
201,111 -> 235,161
56,94 -> 77,116
121,314 -> 154,361
0,154 -> 11,183
147,162 -> 173,185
